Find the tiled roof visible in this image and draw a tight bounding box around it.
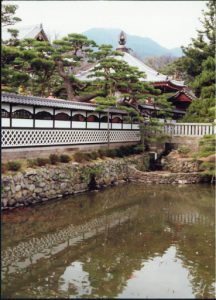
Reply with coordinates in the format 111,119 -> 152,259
1,92 -> 127,114
2,24 -> 48,41
75,52 -> 185,87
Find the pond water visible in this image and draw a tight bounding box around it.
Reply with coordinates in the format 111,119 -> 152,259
1,184 -> 215,299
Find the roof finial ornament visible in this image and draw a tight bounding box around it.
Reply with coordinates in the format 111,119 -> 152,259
116,30 -> 130,53
119,30 -> 126,46
40,23 -> 43,29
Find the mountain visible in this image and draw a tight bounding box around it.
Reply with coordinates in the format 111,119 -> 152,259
83,28 -> 183,58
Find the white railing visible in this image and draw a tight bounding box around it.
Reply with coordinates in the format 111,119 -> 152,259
1,129 -> 140,148
164,123 -> 216,136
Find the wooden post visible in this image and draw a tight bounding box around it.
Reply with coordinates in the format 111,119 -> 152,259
10,104 -> 12,128
33,106 -> 35,128
53,108 -> 55,128
107,108 -> 110,149
70,110 -> 73,129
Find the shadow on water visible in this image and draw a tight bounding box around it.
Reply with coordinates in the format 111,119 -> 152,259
1,183 -> 215,299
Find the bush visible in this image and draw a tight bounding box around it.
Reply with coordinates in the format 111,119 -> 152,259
73,152 -> 85,163
178,146 -> 190,156
6,160 -> 22,172
36,157 -> 50,166
98,148 -> 107,158
106,149 -> 117,158
90,151 -> 99,160
60,154 -> 71,163
27,159 -> 38,168
49,154 -> 60,165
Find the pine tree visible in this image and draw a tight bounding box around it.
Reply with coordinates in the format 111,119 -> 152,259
2,4 -> 21,27
53,34 -> 97,100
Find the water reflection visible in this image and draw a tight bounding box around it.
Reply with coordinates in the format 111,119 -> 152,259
1,184 -> 215,299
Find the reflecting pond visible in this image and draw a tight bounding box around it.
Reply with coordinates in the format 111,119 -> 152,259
1,183 -> 215,299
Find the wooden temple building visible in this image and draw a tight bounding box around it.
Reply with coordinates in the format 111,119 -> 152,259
75,31 -> 196,120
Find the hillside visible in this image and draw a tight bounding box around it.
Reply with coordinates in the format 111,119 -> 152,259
83,28 -> 183,58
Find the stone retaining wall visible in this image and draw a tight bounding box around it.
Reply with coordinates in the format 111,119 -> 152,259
1,155 -> 144,210
128,166 -> 203,184
1,154 -> 206,211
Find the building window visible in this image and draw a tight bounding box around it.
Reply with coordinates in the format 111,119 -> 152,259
12,109 -> 33,119
35,111 -> 52,120
1,109 -> 10,118
112,117 -> 122,123
87,115 -> 99,122
55,113 -> 70,121
72,114 -> 85,122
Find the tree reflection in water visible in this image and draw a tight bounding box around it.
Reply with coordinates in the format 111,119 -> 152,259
1,184 -> 215,299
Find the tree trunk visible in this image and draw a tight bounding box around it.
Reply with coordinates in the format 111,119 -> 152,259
57,60 -> 75,101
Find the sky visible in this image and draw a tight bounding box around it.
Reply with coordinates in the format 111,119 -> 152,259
5,1 -> 207,49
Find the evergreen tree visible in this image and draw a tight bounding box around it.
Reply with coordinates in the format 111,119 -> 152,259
2,4 -> 21,27
53,34 -> 97,100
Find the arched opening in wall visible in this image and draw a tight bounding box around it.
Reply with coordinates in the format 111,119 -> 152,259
100,116 -> 108,123
87,115 -> 99,122
12,109 -> 33,119
1,109 -> 10,118
35,111 -> 52,120
55,113 -> 70,121
112,117 -> 122,123
72,114 -> 86,122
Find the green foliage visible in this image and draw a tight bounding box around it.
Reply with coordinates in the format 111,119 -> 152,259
60,154 -> 71,163
182,98 -> 215,123
36,158 -> 50,166
27,159 -> 38,168
178,146 -> 190,156
49,154 -> 60,165
6,160 -> 22,171
2,4 -> 21,27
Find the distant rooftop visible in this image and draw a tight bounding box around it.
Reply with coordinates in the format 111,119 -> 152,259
2,24 -> 49,41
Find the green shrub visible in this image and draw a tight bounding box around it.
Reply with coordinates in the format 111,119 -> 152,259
49,154 -> 60,165
178,146 -> 190,155
60,154 -> 71,163
73,152 -> 85,163
6,160 -> 22,172
36,157 -> 50,166
98,148 -> 107,158
27,159 -> 38,168
90,151 -> 99,160
106,149 -> 117,158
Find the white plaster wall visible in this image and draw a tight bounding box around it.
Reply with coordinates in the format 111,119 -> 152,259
2,118 -> 10,127
123,124 -> 132,129
72,111 -> 86,117
100,123 -> 108,129
35,107 -> 53,114
87,122 -> 99,129
72,121 -> 86,129
132,124 -> 140,130
87,112 -> 99,118
35,120 -> 53,128
55,121 -> 71,128
112,123 -> 122,129
55,109 -> 70,116
12,105 -> 33,113
12,119 -> 33,128
2,104 -> 10,112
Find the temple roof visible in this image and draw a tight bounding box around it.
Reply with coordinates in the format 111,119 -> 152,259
75,51 -> 185,87
2,24 -> 49,41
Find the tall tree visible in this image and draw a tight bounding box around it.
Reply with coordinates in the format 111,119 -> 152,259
53,33 -> 97,100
